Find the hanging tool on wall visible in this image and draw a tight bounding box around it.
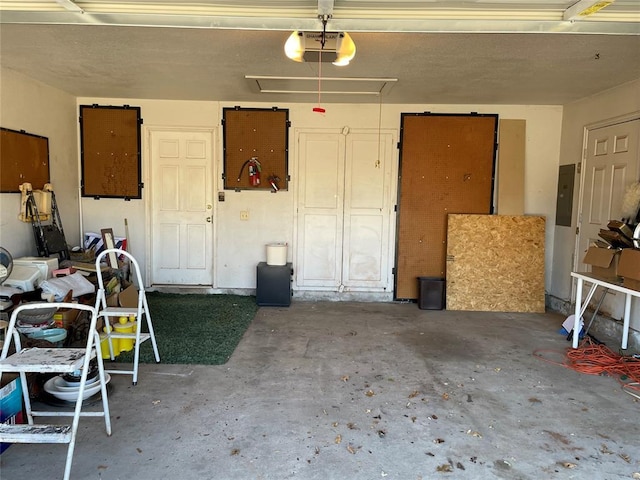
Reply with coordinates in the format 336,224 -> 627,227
237,157 -> 261,187
268,174 -> 281,193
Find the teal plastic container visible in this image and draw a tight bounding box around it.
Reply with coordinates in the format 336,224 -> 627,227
26,328 -> 68,347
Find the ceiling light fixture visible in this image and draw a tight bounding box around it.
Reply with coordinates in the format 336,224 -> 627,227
284,15 -> 356,66
563,0 -> 615,21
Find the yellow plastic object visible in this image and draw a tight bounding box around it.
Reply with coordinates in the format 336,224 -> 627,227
99,331 -> 117,359
113,321 -> 136,352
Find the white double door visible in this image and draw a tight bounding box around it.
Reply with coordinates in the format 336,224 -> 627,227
295,128 -> 396,291
148,128 -> 215,286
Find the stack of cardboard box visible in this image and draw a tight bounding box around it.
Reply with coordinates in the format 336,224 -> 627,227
582,220 -> 640,290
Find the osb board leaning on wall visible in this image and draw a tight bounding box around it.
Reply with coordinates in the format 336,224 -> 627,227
446,214 -> 545,312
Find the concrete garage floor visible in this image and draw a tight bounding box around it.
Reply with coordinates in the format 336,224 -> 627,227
1,302 -> 639,480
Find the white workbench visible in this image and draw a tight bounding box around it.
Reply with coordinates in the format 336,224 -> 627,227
571,271 -> 640,349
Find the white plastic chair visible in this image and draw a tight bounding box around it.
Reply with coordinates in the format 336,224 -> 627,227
94,248 -> 160,385
0,302 -> 111,480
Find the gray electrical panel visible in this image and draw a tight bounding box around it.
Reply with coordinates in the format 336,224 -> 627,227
555,164 -> 576,227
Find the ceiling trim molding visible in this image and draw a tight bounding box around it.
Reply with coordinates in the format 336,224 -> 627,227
1,11 -> 638,35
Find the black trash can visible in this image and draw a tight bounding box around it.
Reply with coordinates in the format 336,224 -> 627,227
256,262 -> 293,306
417,277 -> 445,310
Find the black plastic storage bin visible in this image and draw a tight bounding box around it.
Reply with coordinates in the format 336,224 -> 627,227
417,277 -> 445,310
256,262 -> 293,306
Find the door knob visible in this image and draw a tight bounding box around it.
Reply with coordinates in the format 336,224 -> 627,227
206,217 -> 212,223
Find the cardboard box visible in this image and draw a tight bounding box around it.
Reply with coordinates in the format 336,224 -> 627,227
118,285 -> 138,308
105,285 -> 137,309
102,285 -> 138,330
106,292 -> 119,307
583,246 -> 621,278
0,375 -> 24,454
618,248 -> 640,290
53,307 -> 80,329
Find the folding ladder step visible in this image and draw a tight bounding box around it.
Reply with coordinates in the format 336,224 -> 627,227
98,307 -> 139,317
0,424 -> 72,443
107,333 -> 150,341
0,347 -> 87,373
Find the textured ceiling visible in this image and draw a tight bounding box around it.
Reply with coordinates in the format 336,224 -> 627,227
1,1 -> 639,105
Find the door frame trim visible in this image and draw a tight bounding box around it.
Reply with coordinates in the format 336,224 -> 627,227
144,125 -> 217,287
572,110 -> 640,302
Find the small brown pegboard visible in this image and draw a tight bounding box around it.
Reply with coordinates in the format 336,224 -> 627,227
0,127 -> 49,193
223,107 -> 289,191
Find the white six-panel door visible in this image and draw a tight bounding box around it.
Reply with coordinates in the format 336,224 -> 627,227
295,128 -> 395,291
578,119 -> 640,263
149,129 -> 214,286
577,118 -> 640,323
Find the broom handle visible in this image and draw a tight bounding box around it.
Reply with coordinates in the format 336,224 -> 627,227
124,218 -> 132,282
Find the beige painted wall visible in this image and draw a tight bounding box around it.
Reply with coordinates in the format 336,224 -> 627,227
3,66 -> 638,327
551,78 -> 640,330
0,67 -> 78,258
1,67 -> 563,295
75,98 -> 562,291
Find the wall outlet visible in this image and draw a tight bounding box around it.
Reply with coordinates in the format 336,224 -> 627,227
240,210 -> 249,221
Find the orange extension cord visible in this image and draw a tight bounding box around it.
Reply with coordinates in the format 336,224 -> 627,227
534,337 -> 640,400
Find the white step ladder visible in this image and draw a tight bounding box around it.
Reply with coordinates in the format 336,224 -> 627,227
94,248 -> 160,385
0,302 -> 111,480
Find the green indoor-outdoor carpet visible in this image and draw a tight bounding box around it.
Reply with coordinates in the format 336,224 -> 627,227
113,293 -> 259,365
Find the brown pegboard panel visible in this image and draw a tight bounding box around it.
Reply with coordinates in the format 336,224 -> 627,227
80,105 -> 141,199
395,113 -> 498,300
223,107 -> 289,191
0,127 -> 49,192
